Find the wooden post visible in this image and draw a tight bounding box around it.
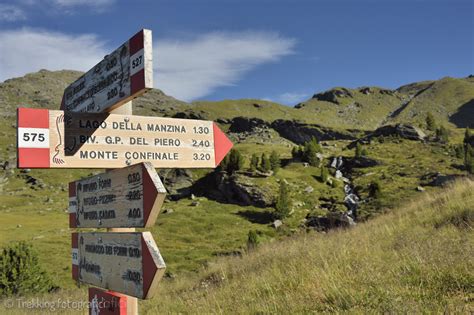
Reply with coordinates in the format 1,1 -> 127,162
108,101 -> 138,315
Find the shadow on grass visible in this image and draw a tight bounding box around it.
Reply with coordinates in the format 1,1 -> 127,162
236,209 -> 274,224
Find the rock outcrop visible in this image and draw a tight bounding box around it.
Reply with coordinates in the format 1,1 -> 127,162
215,173 -> 274,207
158,169 -> 194,200
271,120 -> 358,144
348,124 -> 426,149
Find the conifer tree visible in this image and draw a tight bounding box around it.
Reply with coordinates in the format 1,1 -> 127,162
260,153 -> 271,172
226,149 -> 245,174
320,165 -> 329,183
274,181 -> 291,220
250,153 -> 259,172
269,150 -> 280,173
426,112 -> 436,131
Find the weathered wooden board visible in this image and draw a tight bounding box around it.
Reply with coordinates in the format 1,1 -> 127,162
61,29 -> 153,113
69,162 -> 166,228
89,287 -> 127,315
17,108 -> 233,169
72,232 -> 165,299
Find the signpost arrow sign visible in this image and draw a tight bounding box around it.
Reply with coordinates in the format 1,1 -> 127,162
72,232 -> 166,299
17,108 -> 233,169
69,162 -> 166,228
61,29 -> 153,113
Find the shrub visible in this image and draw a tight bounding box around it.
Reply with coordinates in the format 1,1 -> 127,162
260,153 -> 271,173
303,137 -> 322,166
291,147 -> 299,159
465,144 -> 474,174
274,181 -> 291,220
0,242 -> 56,297
368,181 -> 382,199
269,151 -> 280,173
426,112 -> 436,131
355,142 -> 367,158
454,145 -> 464,159
320,165 -> 329,183
226,149 -> 245,174
436,126 -> 449,143
464,127 -> 471,145
247,230 -> 259,250
250,153 -> 259,172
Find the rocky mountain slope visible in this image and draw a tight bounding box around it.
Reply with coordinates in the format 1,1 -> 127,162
0,69 -> 472,297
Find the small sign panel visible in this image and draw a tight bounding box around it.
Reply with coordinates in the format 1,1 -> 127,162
89,287 -> 127,315
61,29 -> 153,113
69,162 -> 166,228
17,108 -> 233,169
72,232 -> 165,299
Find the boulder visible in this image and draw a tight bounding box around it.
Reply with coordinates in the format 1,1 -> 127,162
306,212 -> 356,231
229,117 -> 267,133
272,220 -> 283,229
348,124 -> 426,149
158,169 -> 194,200
271,120 -> 357,144
304,186 -> 314,193
215,173 -> 274,207
312,88 -> 353,104
421,172 -> 463,187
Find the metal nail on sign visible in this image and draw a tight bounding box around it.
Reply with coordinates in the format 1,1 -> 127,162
17,108 -> 233,169
72,232 -> 165,299
60,29 -> 153,113
69,162 -> 166,228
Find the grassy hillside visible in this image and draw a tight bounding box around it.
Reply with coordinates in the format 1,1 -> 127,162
0,70 -> 473,313
393,77 -> 474,128
141,179 -> 474,313
1,179 -> 471,314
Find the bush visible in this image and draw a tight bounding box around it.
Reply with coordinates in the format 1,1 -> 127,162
355,142 -> 367,158
454,145 -> 464,159
269,151 -> 280,173
247,230 -> 259,250
0,242 -> 56,297
368,181 -> 382,199
274,181 -> 291,220
464,127 -> 471,145
320,165 -> 329,183
303,137 -> 322,166
465,144 -> 474,174
249,153 -> 259,172
260,153 -> 271,173
226,149 -> 245,174
436,126 -> 449,143
426,112 -> 436,131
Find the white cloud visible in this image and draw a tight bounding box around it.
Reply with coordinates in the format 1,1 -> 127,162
51,0 -> 115,8
154,31 -> 296,101
264,92 -> 310,105
0,29 -> 296,102
0,4 -> 27,22
0,29 -> 107,82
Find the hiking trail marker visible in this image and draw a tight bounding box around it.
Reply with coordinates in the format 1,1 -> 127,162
89,288 -> 127,315
16,108 -> 233,169
61,29 -> 153,113
16,27 -> 233,315
69,162 -> 166,228
72,232 -> 166,299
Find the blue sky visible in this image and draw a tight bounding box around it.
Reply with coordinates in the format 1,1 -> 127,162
0,0 -> 472,105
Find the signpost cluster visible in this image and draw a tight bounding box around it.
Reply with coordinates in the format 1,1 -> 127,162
16,29 -> 233,315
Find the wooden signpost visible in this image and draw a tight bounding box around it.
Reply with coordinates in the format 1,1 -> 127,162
16,28 -> 233,315
17,108 -> 233,169
72,232 -> 166,299
61,29 -> 153,113
69,162 -> 166,228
